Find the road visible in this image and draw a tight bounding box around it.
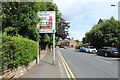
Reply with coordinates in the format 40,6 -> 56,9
59,48 -> 119,78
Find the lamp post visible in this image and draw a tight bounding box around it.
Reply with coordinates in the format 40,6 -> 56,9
111,1 -> 120,21
111,4 -> 116,6
110,2 -> 120,48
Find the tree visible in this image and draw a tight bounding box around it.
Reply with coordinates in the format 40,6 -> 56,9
83,17 -> 120,49
2,2 -> 40,41
56,16 -> 70,40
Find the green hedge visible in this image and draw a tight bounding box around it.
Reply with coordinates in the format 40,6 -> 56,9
2,35 -> 38,70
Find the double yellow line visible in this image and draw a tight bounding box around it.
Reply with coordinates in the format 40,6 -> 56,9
58,50 -> 76,80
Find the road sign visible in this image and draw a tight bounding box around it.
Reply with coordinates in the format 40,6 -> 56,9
37,11 -> 56,33
37,11 -> 56,64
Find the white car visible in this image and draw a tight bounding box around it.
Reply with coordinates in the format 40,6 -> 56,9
85,46 -> 97,53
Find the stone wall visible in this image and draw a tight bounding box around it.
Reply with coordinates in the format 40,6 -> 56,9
1,59 -> 36,79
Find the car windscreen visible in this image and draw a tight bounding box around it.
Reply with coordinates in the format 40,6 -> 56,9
111,48 -> 119,50
89,47 -> 95,49
102,48 -> 109,50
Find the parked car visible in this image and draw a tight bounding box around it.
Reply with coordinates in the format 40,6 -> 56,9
64,46 -> 67,49
85,46 -> 97,53
97,47 -> 120,57
79,47 -> 87,52
56,46 -> 59,48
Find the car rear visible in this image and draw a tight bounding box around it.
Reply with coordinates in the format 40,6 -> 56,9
108,48 -> 119,56
97,47 -> 120,57
97,47 -> 109,56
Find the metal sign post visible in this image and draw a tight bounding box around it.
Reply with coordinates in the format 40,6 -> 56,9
37,40 -> 39,64
52,30 -> 56,64
52,32 -> 55,64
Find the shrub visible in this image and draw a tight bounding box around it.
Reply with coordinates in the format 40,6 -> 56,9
75,46 -> 80,49
2,35 -> 38,70
55,42 -> 60,46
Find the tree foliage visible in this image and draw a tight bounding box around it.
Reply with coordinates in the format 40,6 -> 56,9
2,2 -> 41,41
82,17 -> 120,49
56,16 -> 70,40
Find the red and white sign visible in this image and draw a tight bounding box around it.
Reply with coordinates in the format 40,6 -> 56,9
37,11 -> 56,33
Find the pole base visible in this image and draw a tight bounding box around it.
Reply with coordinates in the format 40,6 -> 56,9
52,61 -> 55,65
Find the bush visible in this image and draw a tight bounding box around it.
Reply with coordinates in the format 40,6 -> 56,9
55,42 -> 60,46
2,35 -> 38,70
75,46 -> 80,49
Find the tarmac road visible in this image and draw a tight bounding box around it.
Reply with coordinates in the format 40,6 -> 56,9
59,48 -> 119,79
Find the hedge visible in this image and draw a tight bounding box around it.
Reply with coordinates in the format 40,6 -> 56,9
2,35 -> 38,70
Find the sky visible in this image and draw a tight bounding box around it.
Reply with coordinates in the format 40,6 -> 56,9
53,0 -> 119,41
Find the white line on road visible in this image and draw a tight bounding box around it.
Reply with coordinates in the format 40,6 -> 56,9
78,53 -> 92,58
96,58 -> 112,64
85,54 -> 90,57
96,56 -> 119,60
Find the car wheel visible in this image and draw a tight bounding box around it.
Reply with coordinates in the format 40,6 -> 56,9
105,53 -> 108,57
92,50 -> 96,54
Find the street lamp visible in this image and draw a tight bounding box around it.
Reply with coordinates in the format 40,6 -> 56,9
111,4 -> 116,6
111,1 -> 120,21
111,1 -> 120,7
111,2 -> 120,48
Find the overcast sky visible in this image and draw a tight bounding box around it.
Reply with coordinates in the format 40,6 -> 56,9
53,0 -> 119,41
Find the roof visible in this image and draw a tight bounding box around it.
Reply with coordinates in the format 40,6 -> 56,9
59,39 -> 76,43
98,19 -> 107,24
100,19 -> 107,22
59,40 -> 70,43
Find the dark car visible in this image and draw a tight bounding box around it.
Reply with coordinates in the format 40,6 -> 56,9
97,47 -> 120,57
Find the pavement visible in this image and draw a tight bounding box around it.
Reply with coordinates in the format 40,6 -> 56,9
21,49 -> 67,78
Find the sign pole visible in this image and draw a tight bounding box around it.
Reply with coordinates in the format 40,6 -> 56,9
37,40 -> 39,64
52,32 -> 55,64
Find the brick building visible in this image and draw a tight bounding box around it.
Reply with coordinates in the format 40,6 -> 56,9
59,39 -> 77,48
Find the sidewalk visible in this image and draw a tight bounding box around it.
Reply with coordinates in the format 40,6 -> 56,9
21,49 -> 67,78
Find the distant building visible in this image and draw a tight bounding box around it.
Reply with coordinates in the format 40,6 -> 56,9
98,19 -> 107,24
59,39 -> 77,48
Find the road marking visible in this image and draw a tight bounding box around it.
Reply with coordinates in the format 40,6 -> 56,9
85,54 -> 90,57
58,50 -> 76,80
96,58 -> 112,64
60,55 -> 71,78
61,55 -> 75,79
96,56 -> 119,60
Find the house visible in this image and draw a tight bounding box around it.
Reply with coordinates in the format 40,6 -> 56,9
98,19 -> 107,24
59,39 -> 77,48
